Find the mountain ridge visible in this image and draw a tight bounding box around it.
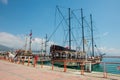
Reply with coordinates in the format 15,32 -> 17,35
0,44 -> 12,51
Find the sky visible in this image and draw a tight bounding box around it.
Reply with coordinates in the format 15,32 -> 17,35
0,0 -> 120,55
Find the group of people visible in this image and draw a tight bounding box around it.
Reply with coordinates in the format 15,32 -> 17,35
5,51 -> 26,63
5,51 -> 39,65
5,51 -> 16,62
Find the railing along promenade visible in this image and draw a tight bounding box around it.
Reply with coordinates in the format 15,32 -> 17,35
0,55 -> 120,79
103,56 -> 120,58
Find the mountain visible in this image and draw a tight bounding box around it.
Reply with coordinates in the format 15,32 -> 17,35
0,44 -> 12,51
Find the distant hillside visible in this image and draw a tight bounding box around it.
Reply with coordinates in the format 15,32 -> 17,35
0,44 -> 12,51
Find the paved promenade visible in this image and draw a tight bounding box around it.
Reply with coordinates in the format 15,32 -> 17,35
0,60 -> 119,80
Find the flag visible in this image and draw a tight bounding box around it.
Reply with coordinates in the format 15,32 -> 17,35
65,46 -> 69,49
29,30 -> 32,36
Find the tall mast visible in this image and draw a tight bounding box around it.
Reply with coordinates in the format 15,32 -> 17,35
90,14 -> 94,57
25,35 -> 28,51
45,34 -> 48,54
29,30 -> 32,51
68,8 -> 71,49
81,8 -> 85,53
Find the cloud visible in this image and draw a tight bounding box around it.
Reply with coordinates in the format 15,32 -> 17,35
31,37 -> 55,51
0,32 -> 24,49
98,47 -> 120,56
103,32 -> 109,37
2,32 -> 119,55
0,32 -> 54,52
0,0 -> 8,5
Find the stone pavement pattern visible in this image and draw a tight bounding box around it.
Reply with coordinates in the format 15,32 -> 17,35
0,60 -> 119,80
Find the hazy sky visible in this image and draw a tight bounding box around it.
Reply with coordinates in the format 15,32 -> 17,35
0,0 -> 120,55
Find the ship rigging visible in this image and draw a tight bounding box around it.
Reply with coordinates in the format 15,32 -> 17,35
50,6 -> 104,67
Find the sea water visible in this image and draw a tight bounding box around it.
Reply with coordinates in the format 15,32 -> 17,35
36,58 -> 120,74
93,58 -> 120,74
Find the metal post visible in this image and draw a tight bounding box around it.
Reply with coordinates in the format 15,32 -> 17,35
33,58 -> 36,67
52,61 -> 54,70
27,56 -> 30,66
18,57 -> 20,64
81,63 -> 84,75
22,57 -> 24,65
85,61 -> 92,72
41,60 -> 43,68
103,62 -> 107,78
64,61 -> 67,72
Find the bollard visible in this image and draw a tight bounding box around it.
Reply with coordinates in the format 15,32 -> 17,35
33,58 -> 36,67
18,57 -> 20,64
4,56 -> 6,60
0,56 -> 1,59
103,62 -> 107,78
81,64 -> 84,75
27,57 -> 30,66
64,61 -> 67,72
8,57 -> 11,62
22,57 -> 25,65
103,72 -> 107,78
52,61 -> 54,70
33,55 -> 38,67
41,60 -> 43,68
85,61 -> 92,72
11,58 -> 14,63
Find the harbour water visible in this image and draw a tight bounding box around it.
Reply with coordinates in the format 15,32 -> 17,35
93,58 -> 120,74
37,58 -> 120,74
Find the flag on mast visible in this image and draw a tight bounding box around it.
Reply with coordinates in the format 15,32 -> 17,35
29,30 -> 32,51
29,30 -> 32,36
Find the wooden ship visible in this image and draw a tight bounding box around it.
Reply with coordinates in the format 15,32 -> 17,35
15,31 -> 51,63
14,30 -> 33,61
50,6 -> 104,68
